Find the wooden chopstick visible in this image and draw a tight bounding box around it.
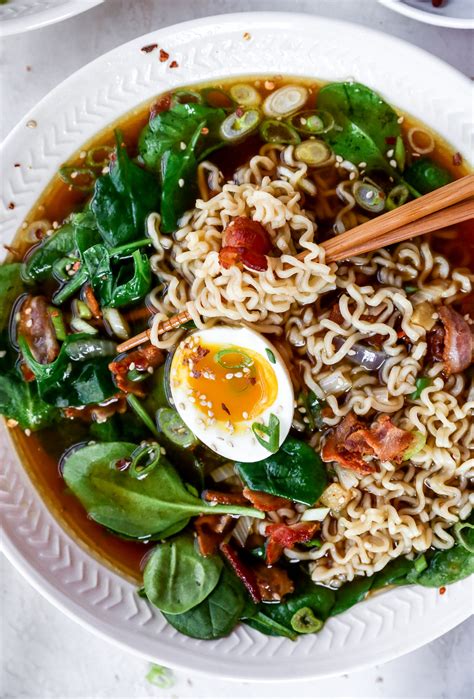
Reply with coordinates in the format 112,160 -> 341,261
116,175 -> 474,353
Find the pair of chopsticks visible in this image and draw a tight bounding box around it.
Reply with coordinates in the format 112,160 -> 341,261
117,174 -> 474,352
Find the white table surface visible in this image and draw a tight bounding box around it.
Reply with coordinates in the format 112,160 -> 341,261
1,1 -> 473,697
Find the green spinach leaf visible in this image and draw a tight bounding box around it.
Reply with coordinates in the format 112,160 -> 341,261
163,566 -> 247,639
83,244 -> 151,307
330,575 -> 373,616
19,333 -> 117,407
62,441 -> 264,540
0,263 -> 27,331
415,545 -> 474,587
143,532 -> 222,614
371,556 -> 416,591
22,222 -> 76,281
404,157 -> 453,195
236,437 -> 327,506
91,131 -> 160,247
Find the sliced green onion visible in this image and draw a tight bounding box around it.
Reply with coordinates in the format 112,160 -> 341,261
229,83 -> 261,106
290,607 -> 323,634
72,299 -> 93,319
395,135 -> 406,172
220,109 -> 261,142
289,110 -> 334,135
170,89 -> 203,107
127,368 -> 148,383
414,554 -> 428,574
47,307 -> 67,341
70,317 -> 98,335
386,184 -> 410,211
157,407 -> 197,448
215,348 -> 254,369
404,285 -> 419,294
263,85 -> 308,118
64,338 -> 116,361
145,664 -> 174,690
265,348 -> 276,364
109,238 -> 152,258
202,87 -> 233,109
300,507 -> 330,522
59,166 -> 97,191
85,146 -> 113,168
294,139 -> 332,167
52,266 -> 88,305
353,181 -> 386,213
129,443 -> 161,479
304,539 -> 322,548
453,520 -> 474,553
252,413 -> 280,453
52,256 -> 79,282
127,394 -> 159,438
410,377 -> 431,400
259,119 -> 300,145
403,430 -> 427,461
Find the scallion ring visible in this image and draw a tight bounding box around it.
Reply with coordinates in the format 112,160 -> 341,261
290,607 -> 323,634
352,181 -> 386,213
289,110 -> 334,135
220,109 -> 261,142
129,443 -> 161,479
386,184 -> 410,211
259,119 -> 301,145
58,166 -> 97,191
85,146 -> 114,168
170,89 -> 203,107
156,407 -> 197,449
263,85 -> 308,118
294,139 -> 332,167
215,348 -> 254,369
252,413 -> 280,453
229,83 -> 261,106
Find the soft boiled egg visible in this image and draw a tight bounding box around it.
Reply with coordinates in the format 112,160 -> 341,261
169,325 -> 294,461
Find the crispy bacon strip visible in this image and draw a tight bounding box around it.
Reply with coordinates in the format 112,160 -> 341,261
322,412 -> 413,472
438,305 -> 474,375
220,542 -> 262,603
219,216 -> 272,272
194,514 -> 234,556
253,562 -> 294,601
18,295 -> 59,365
265,522 -> 319,565
242,488 -> 291,512
108,345 -> 164,396
64,395 -> 127,423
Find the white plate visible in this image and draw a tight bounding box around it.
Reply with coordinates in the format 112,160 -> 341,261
0,0 -> 103,37
379,0 -> 474,28
1,12 -> 473,681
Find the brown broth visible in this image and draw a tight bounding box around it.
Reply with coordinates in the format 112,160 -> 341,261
6,75 -> 473,582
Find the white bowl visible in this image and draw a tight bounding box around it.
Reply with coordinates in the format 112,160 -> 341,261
0,0 -> 103,37
379,0 -> 474,28
1,12 -> 473,681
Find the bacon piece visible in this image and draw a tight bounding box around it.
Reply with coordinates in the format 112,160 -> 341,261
322,413 -> 375,474
194,514 -> 234,556
254,562 -> 294,601
218,246 -> 243,269
427,324 -> 445,363
108,345 -> 164,396
222,216 -> 272,254
18,295 -> 59,365
265,522 -> 319,565
64,395 -> 127,423
220,542 -> 261,603
202,490 -> 248,506
242,488 -> 291,512
83,285 -> 102,319
438,305 -> 474,375
149,93 -> 171,119
240,250 -> 268,272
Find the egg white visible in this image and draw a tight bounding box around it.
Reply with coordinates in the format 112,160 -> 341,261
170,325 -> 294,462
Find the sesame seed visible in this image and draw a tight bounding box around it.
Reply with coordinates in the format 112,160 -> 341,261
25,429 -> 32,437
303,417 -> 310,424
25,307 -> 32,315
386,149 -> 394,158
207,401 -> 212,408
389,159 -> 397,168
349,172 -> 356,180
335,155 -> 343,163
358,161 -> 367,168
366,190 -> 374,200
7,419 -> 18,428
26,120 -> 37,128
0,351 -> 5,359
26,319 -> 33,328
235,372 -> 243,378
129,362 -> 136,371
242,411 -> 249,419
178,178 -> 184,187
179,402 -> 185,410
397,115 -> 404,124
225,373 -> 233,380
299,407 -> 306,414
208,410 -> 214,417
147,367 -> 154,374
180,142 -> 186,150
189,396 -> 196,403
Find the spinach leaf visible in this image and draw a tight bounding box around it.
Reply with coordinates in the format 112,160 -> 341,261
244,613 -> 297,640
23,222 -> 76,281
329,575 -> 373,616
371,556 -> 417,591
404,157 -> 453,195
317,82 -> 417,194
73,210 -> 102,255
91,131 -> 160,247
0,263 -> 27,331
236,437 -> 327,506
62,441 -> 264,540
159,121 -> 202,233
143,532 -> 222,614
453,515 -> 474,553
19,333 -> 117,407
163,566 -> 247,639
415,545 -> 474,587
83,244 -> 151,307
139,102 -> 225,170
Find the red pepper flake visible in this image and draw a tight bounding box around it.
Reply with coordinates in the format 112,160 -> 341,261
385,136 -> 397,145
71,261 -> 81,272
221,403 -> 231,415
14,163 -> 21,167
26,65 -> 32,72
141,43 -> 158,53
235,107 -> 244,118
201,126 -> 209,135
115,458 -> 131,471
453,152 -> 462,166
439,586 -> 446,595
8,202 -> 15,210
243,32 -> 251,41
169,60 -> 179,69
159,49 -> 169,62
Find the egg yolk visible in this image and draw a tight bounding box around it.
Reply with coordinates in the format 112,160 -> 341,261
173,340 -> 278,424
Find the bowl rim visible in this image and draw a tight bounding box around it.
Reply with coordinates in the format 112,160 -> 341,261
1,11 -> 472,681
